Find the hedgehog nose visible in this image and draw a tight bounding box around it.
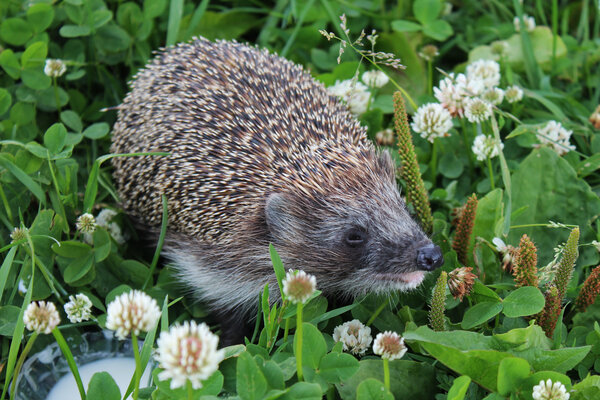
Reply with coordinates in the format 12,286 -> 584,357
416,243 -> 444,271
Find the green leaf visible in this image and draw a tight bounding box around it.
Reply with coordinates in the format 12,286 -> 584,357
461,302 -> 504,329
336,360 -> 436,399
0,49 -> 21,79
390,20 -> 422,33
447,375 -> 471,400
422,19 -> 453,41
26,3 -> 55,33
87,372 -> 121,400
96,24 -> 131,52
118,260 -> 149,287
60,25 -> 91,38
356,378 -> 394,400
236,351 -> 268,400
0,88 -> 12,115
439,152 -> 464,179
10,102 -> 36,125
509,148 -> 600,266
413,0 -> 442,24
60,110 -> 83,132
21,42 -> 48,68
576,153 -> 600,178
144,0 -> 167,18
403,326 -> 509,391
52,241 -> 92,258
93,229 -> 111,262
63,254 -> 94,284
0,154 -> 45,204
502,286 -> 545,317
294,323 -> 327,369
280,382 -> 322,400
0,18 -> 33,46
260,359 -> 285,390
497,357 -> 530,396
269,243 -> 286,299
83,122 -> 110,139
21,69 -> 52,90
317,352 -> 359,383
91,9 -> 113,29
0,247 -> 17,305
0,306 -> 21,336
43,123 -> 67,154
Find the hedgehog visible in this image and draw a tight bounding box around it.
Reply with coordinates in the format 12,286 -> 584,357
111,37 -> 443,344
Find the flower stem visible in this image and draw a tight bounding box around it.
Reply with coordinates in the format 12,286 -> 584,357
283,317 -> 290,348
131,334 -> 141,400
486,157 -> 495,189
429,138 -> 438,183
295,303 -> 304,381
460,118 -> 475,172
52,77 -> 62,114
427,60 -> 433,96
9,333 -> 38,400
383,358 -> 390,390
187,380 -> 193,400
53,329 -> 86,400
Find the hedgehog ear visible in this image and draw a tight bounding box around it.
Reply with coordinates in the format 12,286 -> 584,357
265,193 -> 302,241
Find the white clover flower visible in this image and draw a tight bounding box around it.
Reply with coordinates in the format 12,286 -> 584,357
505,85 -> 524,103
535,121 -> 575,156
327,79 -> 371,116
591,240 -> 600,252
492,237 -> 508,253
76,213 -> 96,234
418,44 -> 439,62
493,237 -> 518,272
434,73 -> 483,117
464,98 -> 493,123
44,59 -> 67,78
18,279 -> 27,295
590,105 -> 600,129
472,134 -> 504,161
514,14 -> 536,32
96,208 -> 118,227
106,290 -> 161,339
482,87 -> 504,105
362,70 -> 389,88
375,128 -> 395,146
466,59 -> 501,89
282,269 -> 316,304
411,103 -> 453,143
373,331 -> 407,360
94,208 -> 126,244
24,301 -> 60,334
532,379 -> 570,400
333,319 -> 373,355
64,294 -> 93,323
155,321 -> 224,390
10,227 -> 28,243
347,90 -> 371,115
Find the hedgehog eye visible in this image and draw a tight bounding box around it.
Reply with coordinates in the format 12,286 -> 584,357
345,228 -> 366,248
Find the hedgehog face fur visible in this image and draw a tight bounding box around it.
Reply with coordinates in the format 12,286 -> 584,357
111,37 -> 443,340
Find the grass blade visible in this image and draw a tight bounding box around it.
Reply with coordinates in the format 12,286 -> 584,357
0,247 -> 17,304
166,0 -> 184,47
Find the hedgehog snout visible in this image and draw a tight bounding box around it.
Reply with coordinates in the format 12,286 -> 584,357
415,242 -> 444,271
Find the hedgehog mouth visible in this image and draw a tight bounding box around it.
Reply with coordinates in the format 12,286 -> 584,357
373,271 -> 426,285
